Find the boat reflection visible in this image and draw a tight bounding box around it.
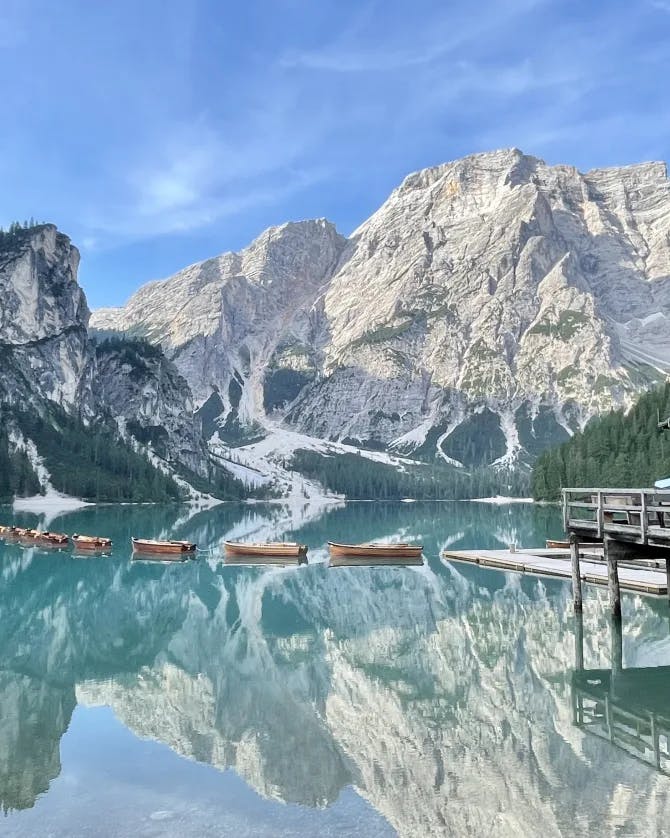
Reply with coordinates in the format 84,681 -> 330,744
328,554 -> 425,567
223,554 -> 308,567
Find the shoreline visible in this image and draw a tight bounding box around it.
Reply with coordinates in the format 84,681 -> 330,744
3,494 -> 538,514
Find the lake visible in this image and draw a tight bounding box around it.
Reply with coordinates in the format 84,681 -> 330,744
1,500 -> 669,837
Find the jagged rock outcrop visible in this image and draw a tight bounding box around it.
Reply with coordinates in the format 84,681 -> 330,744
0,225 -> 220,494
93,338 -> 207,475
291,150 -> 670,460
95,220 -> 346,443
0,225 -> 91,409
92,149 -> 670,469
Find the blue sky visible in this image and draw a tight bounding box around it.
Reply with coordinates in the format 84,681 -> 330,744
1,0 -> 669,308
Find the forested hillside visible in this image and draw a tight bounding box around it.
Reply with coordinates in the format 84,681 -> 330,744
291,449 -> 529,500
0,406 -> 183,503
532,381 -> 670,500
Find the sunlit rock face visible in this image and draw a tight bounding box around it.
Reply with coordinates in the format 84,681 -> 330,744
0,225 -> 214,480
93,220 -> 346,440
92,150 -> 670,465
0,225 -> 90,408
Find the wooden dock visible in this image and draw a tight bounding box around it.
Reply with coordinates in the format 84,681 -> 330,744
563,488 -> 670,614
563,487 -> 670,546
442,547 -> 668,595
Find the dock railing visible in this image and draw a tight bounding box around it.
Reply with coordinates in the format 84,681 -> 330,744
563,488 -> 670,546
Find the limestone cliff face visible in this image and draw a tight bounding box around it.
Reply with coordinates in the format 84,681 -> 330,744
292,150 -> 670,459
91,150 -> 670,468
93,338 -> 207,475
0,225 -> 215,488
0,225 -> 90,409
95,220 -> 346,442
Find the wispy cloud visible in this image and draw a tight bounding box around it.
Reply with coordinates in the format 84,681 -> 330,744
87,115 -> 330,238
280,40 -> 453,73
279,0 -> 551,74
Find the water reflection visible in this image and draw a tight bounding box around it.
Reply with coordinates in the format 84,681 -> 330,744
0,501 -> 669,836
572,613 -> 670,777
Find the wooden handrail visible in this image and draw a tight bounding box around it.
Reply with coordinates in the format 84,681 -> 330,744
563,488 -> 670,494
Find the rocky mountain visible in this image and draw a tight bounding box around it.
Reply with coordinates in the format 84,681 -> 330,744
0,224 -> 91,411
92,149 -> 670,476
93,337 -> 207,476
96,220 -> 346,438
0,224 -> 231,501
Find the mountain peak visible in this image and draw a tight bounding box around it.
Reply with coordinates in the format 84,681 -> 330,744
92,149 -> 670,473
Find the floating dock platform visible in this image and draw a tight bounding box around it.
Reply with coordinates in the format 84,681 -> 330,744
442,547 -> 667,596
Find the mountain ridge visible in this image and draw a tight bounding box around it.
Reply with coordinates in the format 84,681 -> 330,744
91,148 -> 670,481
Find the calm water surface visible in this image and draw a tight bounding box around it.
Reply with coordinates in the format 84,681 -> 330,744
1,500 -> 669,837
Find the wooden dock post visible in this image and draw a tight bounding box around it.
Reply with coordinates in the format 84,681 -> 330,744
604,536 -> 621,618
574,610 -> 584,671
610,615 -> 623,677
569,534 -> 582,612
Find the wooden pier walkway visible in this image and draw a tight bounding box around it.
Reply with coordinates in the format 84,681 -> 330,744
563,487 -> 670,546
442,547 -> 668,595
563,488 -> 670,615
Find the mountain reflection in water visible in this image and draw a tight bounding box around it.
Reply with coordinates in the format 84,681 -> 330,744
0,501 -> 670,837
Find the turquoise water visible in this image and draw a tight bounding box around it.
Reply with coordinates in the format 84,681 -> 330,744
1,501 -> 669,837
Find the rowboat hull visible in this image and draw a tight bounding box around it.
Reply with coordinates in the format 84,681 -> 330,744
39,531 -> 69,545
0,526 -> 19,537
13,528 -> 38,540
224,541 -> 308,558
72,536 -> 113,551
14,530 -> 69,547
37,536 -> 70,548
131,538 -> 196,555
328,541 -> 423,559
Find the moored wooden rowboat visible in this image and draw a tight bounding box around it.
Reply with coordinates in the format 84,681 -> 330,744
328,541 -> 423,558
0,525 -> 18,537
131,537 -> 197,556
224,541 -> 308,558
37,531 -> 70,547
72,534 -> 112,551
15,528 -> 40,541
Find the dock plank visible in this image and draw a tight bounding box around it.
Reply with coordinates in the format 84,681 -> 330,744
442,549 -> 667,595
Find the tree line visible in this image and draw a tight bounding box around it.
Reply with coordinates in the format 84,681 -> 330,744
0,219 -> 45,250
291,448 -> 529,500
0,405 -> 183,503
532,381 -> 670,500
